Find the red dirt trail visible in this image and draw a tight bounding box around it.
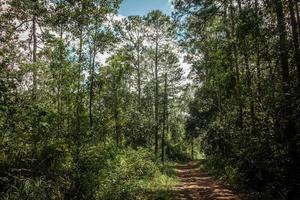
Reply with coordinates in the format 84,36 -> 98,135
174,161 -> 245,200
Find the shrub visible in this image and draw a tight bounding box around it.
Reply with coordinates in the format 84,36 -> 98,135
96,148 -> 157,200
95,147 -> 177,200
2,176 -> 69,200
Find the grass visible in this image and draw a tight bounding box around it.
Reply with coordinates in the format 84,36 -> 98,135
136,161 -> 179,200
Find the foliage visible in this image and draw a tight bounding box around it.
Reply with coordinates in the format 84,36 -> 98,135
96,147 -> 177,200
176,0 -> 300,199
0,1 -> 186,199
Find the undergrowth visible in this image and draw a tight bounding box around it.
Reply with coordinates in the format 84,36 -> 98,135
1,142 -> 178,200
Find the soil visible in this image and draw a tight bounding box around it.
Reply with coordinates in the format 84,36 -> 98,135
174,161 -> 245,200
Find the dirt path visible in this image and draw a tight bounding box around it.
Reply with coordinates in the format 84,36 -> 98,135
174,161 -> 244,200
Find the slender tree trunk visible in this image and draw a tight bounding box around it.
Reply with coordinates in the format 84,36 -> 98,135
255,0 -> 261,101
32,15 -> 37,96
191,137 -> 194,160
274,0 -> 290,85
161,73 -> 167,163
296,1 -> 300,43
229,0 -> 243,128
136,36 -> 143,141
137,36 -> 141,108
154,34 -> 159,158
67,95 -> 71,135
238,1 -> 256,125
58,25 -> 63,133
255,0 -> 261,97
112,74 -> 120,147
256,51 -> 261,97
166,88 -> 169,156
88,46 -> 93,128
288,0 -> 300,89
76,31 -> 83,142
287,0 -> 300,196
254,0 -> 262,101
274,1 -> 300,199
31,12 -> 39,158
73,27 -> 83,200
89,40 -> 96,129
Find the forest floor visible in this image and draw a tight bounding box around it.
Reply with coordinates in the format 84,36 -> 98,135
174,161 -> 245,200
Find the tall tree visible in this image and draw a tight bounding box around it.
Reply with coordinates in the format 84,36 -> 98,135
145,10 -> 174,158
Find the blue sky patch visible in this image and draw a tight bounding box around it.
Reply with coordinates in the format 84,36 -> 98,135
119,0 -> 172,16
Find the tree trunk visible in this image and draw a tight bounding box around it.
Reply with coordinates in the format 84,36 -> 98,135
288,0 -> 300,89
32,15 -> 37,96
274,1 -> 300,199
229,0 -> 243,128
154,34 -> 159,158
238,0 -> 256,126
161,73 -> 167,163
274,0 -> 290,85
191,137 -> 194,160
58,25 -> 63,134
137,35 -> 141,108
113,76 -> 120,147
254,1 -> 261,102
73,26 -> 83,200
89,39 -> 96,129
295,1 -> 300,44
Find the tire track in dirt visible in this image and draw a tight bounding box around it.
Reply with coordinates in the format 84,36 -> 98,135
174,161 -> 245,200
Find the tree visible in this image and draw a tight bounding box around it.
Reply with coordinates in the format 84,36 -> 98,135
144,10 -> 175,158
175,0 -> 300,197
100,52 -> 132,146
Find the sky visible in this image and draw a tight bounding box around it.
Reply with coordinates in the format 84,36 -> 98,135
117,0 -> 191,82
119,0 -> 173,16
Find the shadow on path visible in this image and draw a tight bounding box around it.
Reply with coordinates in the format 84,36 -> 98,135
174,161 -> 244,200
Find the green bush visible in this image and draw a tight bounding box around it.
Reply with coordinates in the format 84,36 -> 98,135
96,148 -> 157,200
95,147 -> 177,200
1,142 -> 70,200
165,143 -> 190,162
1,141 -> 177,200
201,155 -> 240,187
2,176 -> 69,200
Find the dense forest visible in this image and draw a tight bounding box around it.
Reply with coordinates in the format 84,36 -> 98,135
1,0 -> 300,200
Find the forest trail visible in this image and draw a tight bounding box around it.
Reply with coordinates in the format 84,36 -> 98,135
174,161 -> 244,200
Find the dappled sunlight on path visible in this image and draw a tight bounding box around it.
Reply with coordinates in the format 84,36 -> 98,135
174,161 -> 244,200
